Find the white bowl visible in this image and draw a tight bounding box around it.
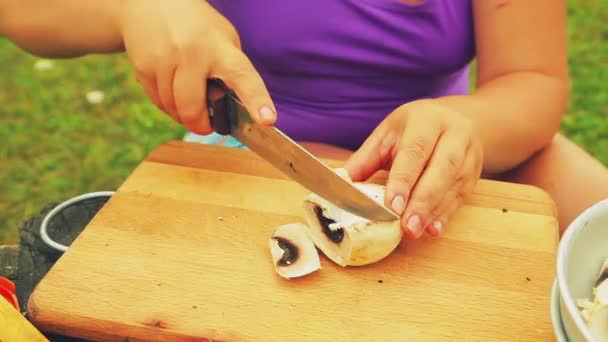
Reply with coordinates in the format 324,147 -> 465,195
557,199 -> 608,342
551,280 -> 569,342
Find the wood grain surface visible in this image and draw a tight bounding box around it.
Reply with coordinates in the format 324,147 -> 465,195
0,295 -> 48,342
27,141 -> 560,342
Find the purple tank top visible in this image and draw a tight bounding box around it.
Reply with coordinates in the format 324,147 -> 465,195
208,0 -> 475,150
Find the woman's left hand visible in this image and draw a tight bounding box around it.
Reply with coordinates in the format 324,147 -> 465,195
344,99 -> 484,239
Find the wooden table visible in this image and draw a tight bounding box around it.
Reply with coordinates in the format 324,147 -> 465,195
27,141 -> 559,341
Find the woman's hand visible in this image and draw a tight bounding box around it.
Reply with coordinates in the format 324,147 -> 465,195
119,0 -> 276,134
344,100 -> 484,239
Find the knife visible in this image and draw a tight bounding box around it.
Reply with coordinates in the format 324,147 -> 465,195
205,78 -> 399,222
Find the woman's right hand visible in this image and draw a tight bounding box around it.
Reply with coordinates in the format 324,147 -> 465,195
118,0 -> 276,134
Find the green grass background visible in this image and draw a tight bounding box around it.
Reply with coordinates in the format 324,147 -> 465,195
1,1 -> 607,244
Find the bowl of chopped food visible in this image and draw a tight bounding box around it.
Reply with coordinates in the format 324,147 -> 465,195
551,280 -> 569,341
556,199 -> 608,342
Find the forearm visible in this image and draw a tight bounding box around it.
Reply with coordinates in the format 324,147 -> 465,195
436,71 -> 569,176
0,0 -> 124,57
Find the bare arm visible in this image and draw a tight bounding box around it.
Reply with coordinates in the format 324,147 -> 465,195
0,0 -> 277,136
435,0 -> 569,176
0,0 -> 124,57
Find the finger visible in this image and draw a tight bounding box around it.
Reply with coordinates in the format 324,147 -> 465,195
425,199 -> 461,238
386,114 -> 441,221
139,74 -> 181,123
401,129 -> 469,238
135,72 -> 165,110
422,181 -> 463,238
173,62 -> 213,135
156,63 -> 178,120
425,146 -> 480,237
210,47 -> 276,125
343,121 -> 397,182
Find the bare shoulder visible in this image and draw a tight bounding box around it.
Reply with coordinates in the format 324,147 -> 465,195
471,0 -> 568,83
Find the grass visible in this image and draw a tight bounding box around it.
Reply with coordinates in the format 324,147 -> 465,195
562,0 -> 608,161
0,1 -> 607,244
0,50 -> 185,243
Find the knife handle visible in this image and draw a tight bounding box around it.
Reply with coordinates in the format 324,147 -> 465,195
206,78 -> 236,136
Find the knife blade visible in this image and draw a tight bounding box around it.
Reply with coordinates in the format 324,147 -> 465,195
206,78 -> 399,222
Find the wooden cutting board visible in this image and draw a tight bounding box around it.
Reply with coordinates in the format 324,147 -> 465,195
27,141 -> 559,342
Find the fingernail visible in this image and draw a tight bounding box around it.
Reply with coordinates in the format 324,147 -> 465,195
425,226 -> 438,237
407,215 -> 423,237
259,106 -> 274,121
391,195 -> 406,215
432,220 -> 443,235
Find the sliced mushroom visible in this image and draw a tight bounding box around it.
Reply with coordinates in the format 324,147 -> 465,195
577,257 -> 608,340
301,178 -> 402,267
595,258 -> 608,288
588,304 -> 608,342
332,167 -> 351,181
596,279 -> 608,306
268,223 -> 321,279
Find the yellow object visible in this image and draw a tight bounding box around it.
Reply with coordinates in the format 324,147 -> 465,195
0,296 -> 48,342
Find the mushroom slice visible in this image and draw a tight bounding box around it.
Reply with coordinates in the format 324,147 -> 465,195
596,279 -> 608,306
595,258 -> 608,288
302,182 -> 402,267
268,223 -> 321,279
588,304 -> 608,342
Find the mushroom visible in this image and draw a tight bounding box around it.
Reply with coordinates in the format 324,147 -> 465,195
301,169 -> 402,267
596,258 -> 608,287
577,257 -> 608,341
588,305 -> 608,342
596,279 -> 608,306
268,223 -> 321,279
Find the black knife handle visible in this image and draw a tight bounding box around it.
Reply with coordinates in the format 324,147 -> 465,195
206,78 -> 237,136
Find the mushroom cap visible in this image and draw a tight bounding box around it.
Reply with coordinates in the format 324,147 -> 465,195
268,223 -> 321,279
302,182 -> 402,267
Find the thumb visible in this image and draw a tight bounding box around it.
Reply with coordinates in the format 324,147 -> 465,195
211,48 -> 277,125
